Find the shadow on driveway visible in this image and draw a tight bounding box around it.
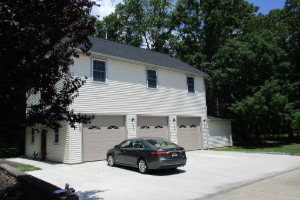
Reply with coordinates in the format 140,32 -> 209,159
75,189 -> 108,200
112,164 -> 186,176
0,160 -> 26,166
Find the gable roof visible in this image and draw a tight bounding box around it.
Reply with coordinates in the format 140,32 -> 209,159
88,36 -> 208,77
207,116 -> 235,121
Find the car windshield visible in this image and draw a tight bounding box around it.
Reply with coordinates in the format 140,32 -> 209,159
146,139 -> 177,148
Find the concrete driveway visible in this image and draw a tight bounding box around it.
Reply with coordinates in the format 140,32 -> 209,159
7,151 -> 300,200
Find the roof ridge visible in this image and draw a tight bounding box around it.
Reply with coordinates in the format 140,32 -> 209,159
89,35 -> 177,59
87,36 -> 209,77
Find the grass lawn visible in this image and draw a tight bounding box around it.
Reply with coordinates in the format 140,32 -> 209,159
212,143 -> 300,153
13,165 -> 41,172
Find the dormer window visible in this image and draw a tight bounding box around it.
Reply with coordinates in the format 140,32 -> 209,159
92,59 -> 107,83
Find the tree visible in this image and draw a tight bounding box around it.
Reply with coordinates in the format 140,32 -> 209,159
0,0 -> 97,150
95,0 -> 174,53
171,0 -> 258,116
291,111 -> 300,137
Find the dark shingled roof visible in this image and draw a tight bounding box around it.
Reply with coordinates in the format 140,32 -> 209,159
208,116 -> 235,121
88,36 -> 208,77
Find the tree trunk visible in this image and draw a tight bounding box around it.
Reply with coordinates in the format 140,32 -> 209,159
18,127 -> 25,156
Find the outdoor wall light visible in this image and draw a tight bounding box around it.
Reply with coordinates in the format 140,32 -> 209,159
131,118 -> 135,122
35,129 -> 39,134
203,119 -> 206,122
173,119 -> 176,122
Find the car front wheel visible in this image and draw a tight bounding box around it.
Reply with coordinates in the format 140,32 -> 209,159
138,159 -> 148,174
107,154 -> 115,166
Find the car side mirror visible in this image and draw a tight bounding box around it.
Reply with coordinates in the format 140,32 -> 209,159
114,145 -> 120,148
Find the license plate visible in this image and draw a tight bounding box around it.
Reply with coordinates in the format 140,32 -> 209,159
172,153 -> 178,157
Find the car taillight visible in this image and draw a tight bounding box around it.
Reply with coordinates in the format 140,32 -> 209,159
151,150 -> 169,156
180,149 -> 185,153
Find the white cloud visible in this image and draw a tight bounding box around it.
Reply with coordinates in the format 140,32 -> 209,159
91,0 -> 123,20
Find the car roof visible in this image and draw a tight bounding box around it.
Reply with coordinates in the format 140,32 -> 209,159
130,137 -> 167,140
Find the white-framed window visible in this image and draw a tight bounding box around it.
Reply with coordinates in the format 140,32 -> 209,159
187,76 -> 195,93
53,128 -> 59,144
147,69 -> 158,89
30,127 -> 34,144
92,58 -> 107,83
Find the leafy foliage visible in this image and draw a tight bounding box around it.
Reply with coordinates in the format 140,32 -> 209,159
0,0 -> 97,131
95,0 -> 174,53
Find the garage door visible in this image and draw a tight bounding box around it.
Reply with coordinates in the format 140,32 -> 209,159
83,115 -> 125,162
137,116 -> 168,139
177,117 -> 201,150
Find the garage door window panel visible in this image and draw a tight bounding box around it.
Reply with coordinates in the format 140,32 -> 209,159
155,125 -> 163,129
179,125 -> 186,128
108,126 -> 119,129
88,126 -> 101,129
92,59 -> 107,83
141,126 -> 150,129
190,125 -> 196,128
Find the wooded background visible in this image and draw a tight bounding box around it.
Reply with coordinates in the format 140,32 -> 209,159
95,0 -> 300,142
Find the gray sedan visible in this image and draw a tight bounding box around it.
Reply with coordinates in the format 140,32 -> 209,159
106,137 -> 187,173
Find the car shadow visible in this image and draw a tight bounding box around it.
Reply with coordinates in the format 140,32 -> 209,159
112,164 -> 186,176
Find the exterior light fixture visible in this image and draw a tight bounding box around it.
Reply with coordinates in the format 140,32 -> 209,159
173,119 -> 176,122
132,118 -> 135,122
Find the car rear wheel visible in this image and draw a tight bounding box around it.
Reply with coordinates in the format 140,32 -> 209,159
107,154 -> 115,166
138,159 -> 148,174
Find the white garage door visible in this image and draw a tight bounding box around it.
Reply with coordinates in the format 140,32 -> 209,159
137,116 -> 168,139
177,117 -> 201,150
83,115 -> 125,162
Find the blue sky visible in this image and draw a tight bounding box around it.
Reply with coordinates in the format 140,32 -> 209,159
246,0 -> 286,14
92,0 -> 287,20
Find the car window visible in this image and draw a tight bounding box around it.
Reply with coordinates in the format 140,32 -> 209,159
146,139 -> 177,147
132,140 -> 143,148
120,140 -> 132,148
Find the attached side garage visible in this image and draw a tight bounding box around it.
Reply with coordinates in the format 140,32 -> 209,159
82,115 -> 126,162
207,116 -> 233,148
137,116 -> 169,139
177,117 -> 202,150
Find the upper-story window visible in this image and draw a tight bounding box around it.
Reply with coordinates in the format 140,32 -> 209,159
147,69 -> 158,89
53,128 -> 59,144
92,59 -> 107,83
187,76 -> 195,93
31,128 -> 34,144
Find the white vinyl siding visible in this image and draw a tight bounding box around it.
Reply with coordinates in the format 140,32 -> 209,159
63,55 -> 209,163
26,126 -> 41,159
207,120 -> 232,148
92,58 -> 107,83
70,55 -> 206,116
25,121 -> 69,163
146,69 -> 158,89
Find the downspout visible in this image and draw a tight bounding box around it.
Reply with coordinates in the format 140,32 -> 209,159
203,76 -> 209,150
